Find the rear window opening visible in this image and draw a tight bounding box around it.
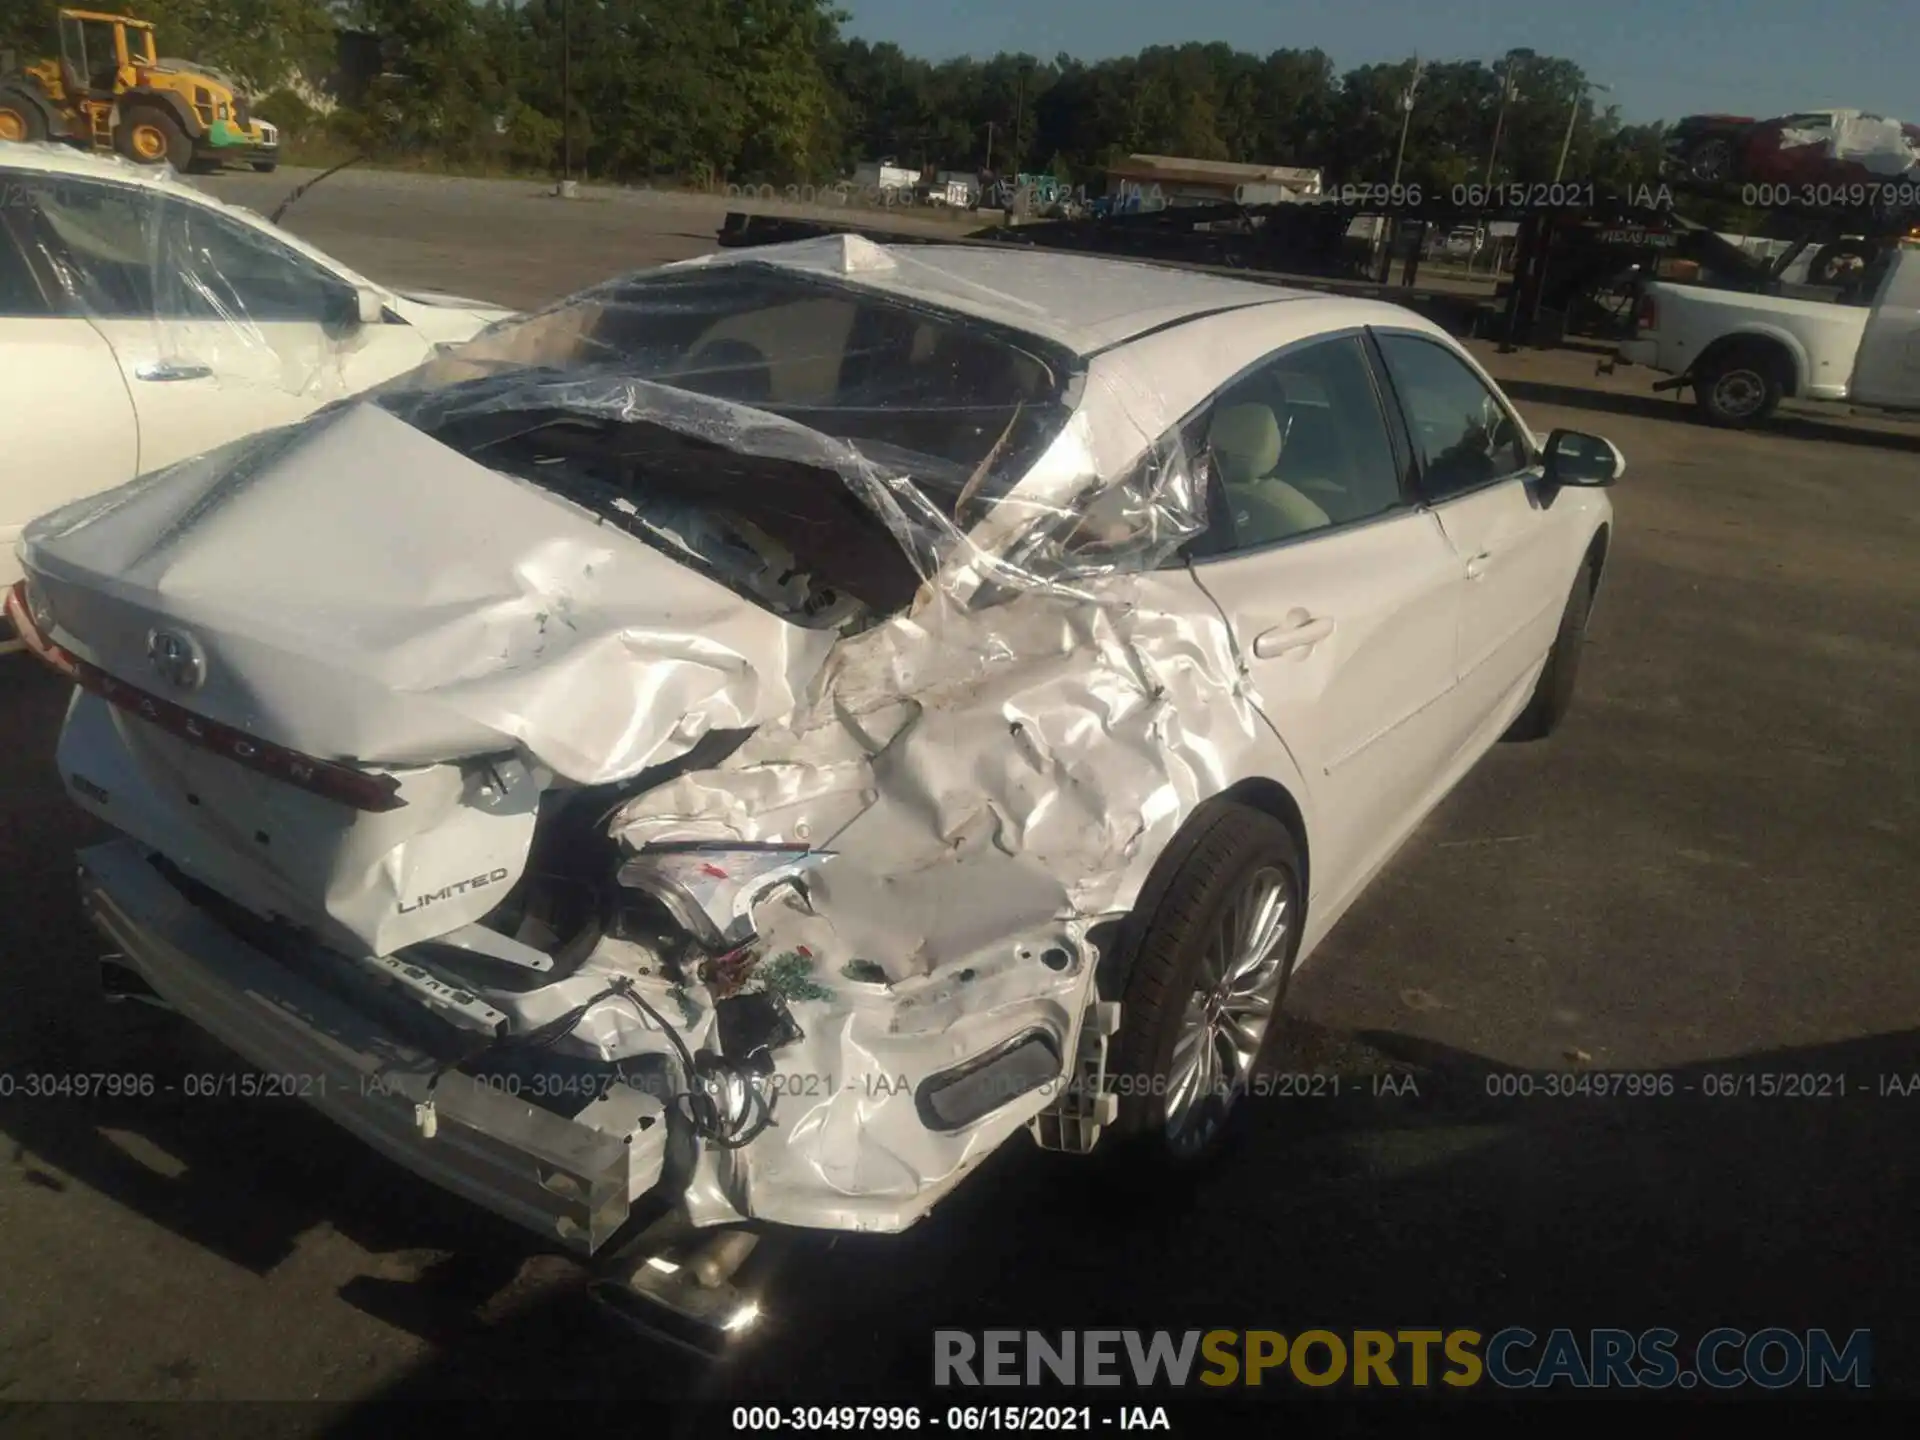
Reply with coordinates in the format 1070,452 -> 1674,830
424,406 -> 928,626
378,263 -> 1085,624
427,265 -> 1073,492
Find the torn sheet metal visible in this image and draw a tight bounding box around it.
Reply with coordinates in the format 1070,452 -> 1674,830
599,571 -> 1256,1229
29,237 -> 1280,1235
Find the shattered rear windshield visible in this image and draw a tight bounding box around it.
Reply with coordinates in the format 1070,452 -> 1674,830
373,263 -> 1082,628
392,264 -> 1076,512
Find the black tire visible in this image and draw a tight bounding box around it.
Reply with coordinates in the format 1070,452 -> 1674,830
0,90 -> 49,144
1505,559 -> 1595,742
1685,136 -> 1735,183
115,105 -> 193,170
1694,344 -> 1783,428
251,160 -> 278,173
1108,801 -> 1304,1168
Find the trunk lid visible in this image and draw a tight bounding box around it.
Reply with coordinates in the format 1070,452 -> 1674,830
24,401 -> 834,784
26,400 -> 836,954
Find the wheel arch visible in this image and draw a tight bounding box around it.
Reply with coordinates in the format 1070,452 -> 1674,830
1215,777 -> 1311,905
1583,522 -> 1610,602
117,86 -> 204,140
0,82 -> 64,138
1695,328 -> 1803,398
1095,779 -> 1314,1002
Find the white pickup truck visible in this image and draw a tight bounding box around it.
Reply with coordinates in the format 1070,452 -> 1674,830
1613,246 -> 1920,426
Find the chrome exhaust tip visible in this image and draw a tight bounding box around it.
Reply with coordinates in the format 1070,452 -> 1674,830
589,1227 -> 764,1358
99,953 -> 171,1010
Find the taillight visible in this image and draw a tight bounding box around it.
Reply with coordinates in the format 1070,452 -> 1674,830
1635,291 -> 1658,333
5,580 -> 77,679
6,580 -> 405,814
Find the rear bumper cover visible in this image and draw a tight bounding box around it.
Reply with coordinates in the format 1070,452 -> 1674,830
77,838 -> 645,1254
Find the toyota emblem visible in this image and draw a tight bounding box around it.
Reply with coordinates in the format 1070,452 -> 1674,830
146,628 -> 206,691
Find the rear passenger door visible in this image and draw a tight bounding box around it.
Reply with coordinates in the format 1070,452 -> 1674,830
1372,329 -> 1566,734
0,180 -> 139,587
1177,332 -> 1464,900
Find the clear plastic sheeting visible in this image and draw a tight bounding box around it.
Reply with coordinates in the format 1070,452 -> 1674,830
5,148 -> 383,397
370,247 -> 1210,605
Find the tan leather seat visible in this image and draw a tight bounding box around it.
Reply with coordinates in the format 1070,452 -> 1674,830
1207,403 -> 1330,544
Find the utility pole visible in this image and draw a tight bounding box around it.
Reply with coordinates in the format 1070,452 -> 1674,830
1483,53 -> 1525,187
985,119 -> 994,175
1389,57 -> 1424,188
561,0 -> 573,184
1013,68 -> 1026,178
1555,80 -> 1610,183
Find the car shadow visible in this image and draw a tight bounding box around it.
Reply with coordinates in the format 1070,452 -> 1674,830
224,1022 -> 1908,1426
1500,377 -> 1920,454
2,662 -> 1911,1422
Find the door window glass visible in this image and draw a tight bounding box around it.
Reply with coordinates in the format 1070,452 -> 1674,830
15,175 -> 351,323
79,20 -> 122,91
0,203 -> 52,317
1374,332 -> 1533,501
157,196 -> 350,323
1188,334 -> 1406,556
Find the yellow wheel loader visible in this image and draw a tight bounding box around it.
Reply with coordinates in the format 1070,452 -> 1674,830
0,9 -> 279,172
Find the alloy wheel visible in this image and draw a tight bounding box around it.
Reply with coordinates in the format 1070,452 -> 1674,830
1163,865 -> 1293,1155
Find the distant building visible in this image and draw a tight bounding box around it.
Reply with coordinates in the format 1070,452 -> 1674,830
935,170 -> 978,205
851,160 -> 919,194
1105,154 -> 1324,209
332,27 -> 384,106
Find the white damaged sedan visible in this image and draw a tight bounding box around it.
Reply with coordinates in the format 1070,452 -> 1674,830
9,236 -> 1617,1333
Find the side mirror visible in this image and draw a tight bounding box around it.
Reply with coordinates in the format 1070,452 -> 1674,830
1542,428 -> 1625,487
322,283 -> 386,328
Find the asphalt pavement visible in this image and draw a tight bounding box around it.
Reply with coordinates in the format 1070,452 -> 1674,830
0,169 -> 1915,1426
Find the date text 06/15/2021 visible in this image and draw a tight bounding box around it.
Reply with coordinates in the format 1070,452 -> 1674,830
730,1407 -> 1174,1432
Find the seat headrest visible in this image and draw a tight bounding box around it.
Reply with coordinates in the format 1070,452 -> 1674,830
1209,403 -> 1282,484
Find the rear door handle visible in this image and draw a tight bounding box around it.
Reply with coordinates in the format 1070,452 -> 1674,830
1464,550 -> 1494,580
135,360 -> 213,383
1253,611 -> 1335,659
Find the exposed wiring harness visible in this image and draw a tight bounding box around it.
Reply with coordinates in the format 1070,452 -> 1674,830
417,973 -> 773,1149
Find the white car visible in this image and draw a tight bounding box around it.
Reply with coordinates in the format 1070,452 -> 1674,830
11,237 -> 1617,1337
0,142 -> 512,635
1613,247 -> 1920,426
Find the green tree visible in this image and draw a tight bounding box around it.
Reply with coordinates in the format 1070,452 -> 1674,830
140,0 -> 337,90
5,7 -> 1687,193
2,0 -> 333,92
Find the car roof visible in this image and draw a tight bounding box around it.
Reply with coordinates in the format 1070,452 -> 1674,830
685,235 -> 1323,354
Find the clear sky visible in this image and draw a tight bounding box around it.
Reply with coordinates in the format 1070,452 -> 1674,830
837,0 -> 1915,126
